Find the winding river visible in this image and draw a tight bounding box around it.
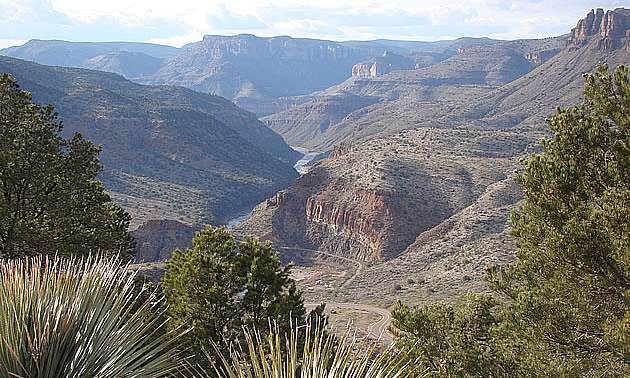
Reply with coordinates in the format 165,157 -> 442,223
225,148 -> 317,228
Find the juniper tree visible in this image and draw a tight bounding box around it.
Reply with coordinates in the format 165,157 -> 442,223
161,226 -> 306,368
0,74 -> 134,259
487,64 -> 630,375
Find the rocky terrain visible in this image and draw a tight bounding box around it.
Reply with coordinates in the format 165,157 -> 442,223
1,36 -> 499,116
0,57 -> 299,258
264,35 -> 567,149
2,9 -> 628,303
132,220 -> 198,262
236,8 -> 630,307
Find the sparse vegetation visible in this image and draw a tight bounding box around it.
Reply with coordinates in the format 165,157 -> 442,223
391,65 -> 630,376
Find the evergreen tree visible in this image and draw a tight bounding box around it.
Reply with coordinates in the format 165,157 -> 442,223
0,74 -> 134,260
161,226 -> 306,367
390,292 -> 510,377
486,64 -> 630,375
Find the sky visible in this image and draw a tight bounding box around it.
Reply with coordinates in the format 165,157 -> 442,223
0,0 -> 627,48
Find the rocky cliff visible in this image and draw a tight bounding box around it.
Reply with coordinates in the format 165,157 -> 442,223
236,9 -> 630,307
568,8 -> 630,49
235,128 -> 526,263
351,51 -> 415,78
133,220 -> 198,262
142,34 -> 388,115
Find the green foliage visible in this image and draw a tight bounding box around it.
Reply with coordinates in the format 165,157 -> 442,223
0,73 -> 135,260
390,292 -> 509,377
0,255 -> 186,377
161,226 -> 306,368
211,320 -> 421,378
485,63 -> 630,375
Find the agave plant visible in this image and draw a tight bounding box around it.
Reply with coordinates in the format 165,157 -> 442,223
0,255 -> 187,377
211,320 -> 424,378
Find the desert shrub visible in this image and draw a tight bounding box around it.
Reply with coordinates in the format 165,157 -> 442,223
211,319 -> 421,378
0,255 -> 186,377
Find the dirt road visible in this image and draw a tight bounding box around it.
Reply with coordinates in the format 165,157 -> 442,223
306,302 -> 393,344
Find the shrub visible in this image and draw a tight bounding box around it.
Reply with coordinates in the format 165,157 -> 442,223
210,319 -> 421,378
0,255 -> 186,377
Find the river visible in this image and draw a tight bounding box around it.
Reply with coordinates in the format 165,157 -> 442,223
225,148 -> 317,228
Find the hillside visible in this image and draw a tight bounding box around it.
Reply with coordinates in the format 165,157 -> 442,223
0,40 -> 179,76
264,35 -> 566,149
2,36 -> 502,116
0,57 -> 300,234
234,8 -> 630,307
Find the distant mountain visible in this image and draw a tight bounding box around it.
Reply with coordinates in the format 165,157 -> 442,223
138,34 -> 390,114
0,56 -> 300,233
1,39 -> 179,69
263,35 -> 566,149
2,36 -> 503,116
341,37 -> 500,55
82,51 -> 165,78
234,8 -> 630,307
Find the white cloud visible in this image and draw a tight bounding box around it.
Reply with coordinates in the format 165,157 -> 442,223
147,30 -> 204,48
2,0 -> 623,45
0,39 -> 29,49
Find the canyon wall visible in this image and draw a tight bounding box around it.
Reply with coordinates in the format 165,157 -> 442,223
569,8 -> 630,49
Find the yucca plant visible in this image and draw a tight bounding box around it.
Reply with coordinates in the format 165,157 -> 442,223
0,255 -> 187,377
210,320 -> 424,378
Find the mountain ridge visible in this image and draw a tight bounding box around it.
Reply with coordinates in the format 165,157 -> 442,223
0,56 -> 300,232
234,8 -> 630,306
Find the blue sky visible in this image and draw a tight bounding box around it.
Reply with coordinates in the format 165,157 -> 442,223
0,0 -> 626,48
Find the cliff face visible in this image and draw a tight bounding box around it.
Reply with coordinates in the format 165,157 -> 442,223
351,51 -> 415,78
133,220 -> 197,262
523,50 -> 560,66
145,35 -> 387,113
235,128 -> 524,263
569,8 -> 630,49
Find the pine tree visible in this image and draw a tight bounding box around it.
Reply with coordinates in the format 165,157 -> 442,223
487,64 -> 630,375
0,74 -> 134,259
161,226 -> 306,367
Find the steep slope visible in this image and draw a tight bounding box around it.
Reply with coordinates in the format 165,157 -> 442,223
0,57 -> 299,232
235,8 -> 630,306
82,51 -> 165,78
140,34 -> 389,115
265,36 -> 566,149
1,36 -> 503,117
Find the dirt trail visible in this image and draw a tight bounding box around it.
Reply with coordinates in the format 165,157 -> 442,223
280,247 -> 365,290
306,302 -> 393,344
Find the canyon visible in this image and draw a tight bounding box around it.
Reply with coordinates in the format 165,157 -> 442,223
235,8 -> 630,306
2,8 -> 628,307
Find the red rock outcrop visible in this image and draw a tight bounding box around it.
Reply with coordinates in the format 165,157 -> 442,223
568,8 -> 630,49
133,220 -> 198,262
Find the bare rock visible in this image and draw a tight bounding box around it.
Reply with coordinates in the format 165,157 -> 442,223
569,8 -> 630,49
132,220 -> 198,262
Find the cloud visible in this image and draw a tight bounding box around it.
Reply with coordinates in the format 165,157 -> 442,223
0,0 -> 623,46
0,39 -> 28,49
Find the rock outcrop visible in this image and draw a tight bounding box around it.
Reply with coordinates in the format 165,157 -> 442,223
235,129 -> 524,263
568,8 -> 630,49
351,51 -> 415,78
523,49 -> 561,66
133,220 -> 198,262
